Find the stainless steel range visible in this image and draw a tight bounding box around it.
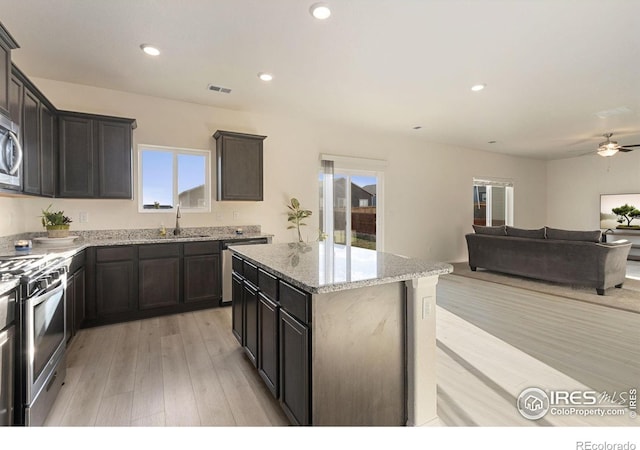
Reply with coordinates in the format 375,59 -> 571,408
0,254 -> 67,426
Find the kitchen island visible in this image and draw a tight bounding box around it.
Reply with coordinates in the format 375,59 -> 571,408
229,241 -> 453,426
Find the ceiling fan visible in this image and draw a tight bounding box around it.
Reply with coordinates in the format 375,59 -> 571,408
596,132 -> 640,157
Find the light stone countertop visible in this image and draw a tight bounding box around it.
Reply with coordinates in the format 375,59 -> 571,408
229,241 -> 453,294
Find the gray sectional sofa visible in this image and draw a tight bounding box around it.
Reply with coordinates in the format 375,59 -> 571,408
465,225 -> 632,295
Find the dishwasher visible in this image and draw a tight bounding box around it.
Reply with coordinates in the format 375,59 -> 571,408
220,237 -> 269,305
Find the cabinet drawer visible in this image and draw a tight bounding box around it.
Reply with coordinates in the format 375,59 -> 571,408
243,260 -> 258,286
184,241 -> 220,256
96,246 -> 135,262
139,243 -> 180,259
232,254 -> 243,275
279,280 -> 310,324
258,268 -> 278,302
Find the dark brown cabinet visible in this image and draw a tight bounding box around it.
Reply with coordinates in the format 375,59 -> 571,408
13,68 -> 57,197
231,273 -> 244,343
139,244 -> 181,310
184,241 -> 221,304
94,246 -> 137,319
58,111 -> 136,199
213,130 -> 266,201
279,309 -> 310,426
258,292 -> 279,397
231,255 -> 311,425
84,241 -> 222,327
0,24 -> 18,118
243,280 -> 259,367
66,267 -> 85,344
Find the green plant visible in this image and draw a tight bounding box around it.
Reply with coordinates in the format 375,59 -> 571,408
286,198 -> 312,242
612,204 -> 640,227
41,204 -> 72,228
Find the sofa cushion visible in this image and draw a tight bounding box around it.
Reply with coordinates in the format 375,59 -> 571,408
505,226 -> 546,239
545,227 -> 602,243
472,225 -> 506,236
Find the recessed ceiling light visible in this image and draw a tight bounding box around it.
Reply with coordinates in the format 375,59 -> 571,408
471,84 -> 486,92
258,72 -> 273,82
140,44 -> 160,56
310,3 -> 331,20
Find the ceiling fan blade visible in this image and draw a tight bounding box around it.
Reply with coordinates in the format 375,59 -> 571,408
620,144 -> 640,148
618,148 -> 635,152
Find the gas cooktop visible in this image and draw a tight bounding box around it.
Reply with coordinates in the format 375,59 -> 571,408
0,254 -> 65,281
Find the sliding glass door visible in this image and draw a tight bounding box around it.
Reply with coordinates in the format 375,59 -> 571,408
320,160 -> 383,250
473,179 -> 514,227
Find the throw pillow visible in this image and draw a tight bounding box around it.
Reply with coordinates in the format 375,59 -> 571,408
472,225 -> 506,236
545,227 -> 602,243
505,226 -> 546,239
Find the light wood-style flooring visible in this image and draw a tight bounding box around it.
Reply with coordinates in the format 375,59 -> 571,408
45,308 -> 289,426
45,275 -> 638,426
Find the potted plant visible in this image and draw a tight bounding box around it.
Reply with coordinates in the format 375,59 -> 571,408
41,204 -> 73,238
286,197 -> 312,243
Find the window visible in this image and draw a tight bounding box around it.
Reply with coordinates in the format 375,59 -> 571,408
473,178 -> 513,226
319,155 -> 386,251
138,145 -> 210,212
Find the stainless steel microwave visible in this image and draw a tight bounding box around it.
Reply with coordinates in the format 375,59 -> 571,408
0,114 -> 22,191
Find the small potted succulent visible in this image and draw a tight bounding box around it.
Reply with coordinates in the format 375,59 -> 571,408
41,204 -> 73,238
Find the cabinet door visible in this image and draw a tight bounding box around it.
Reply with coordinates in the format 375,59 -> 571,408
0,42 -> 9,116
22,88 -> 40,195
40,103 -> 56,197
258,292 -> 279,397
184,254 -> 221,304
96,260 -> 136,317
139,258 -> 180,310
73,267 -> 86,332
215,131 -> 265,201
243,281 -> 259,366
97,120 -> 132,198
8,74 -> 22,127
231,273 -> 244,344
59,115 -> 94,197
65,272 -> 75,345
279,309 -> 310,426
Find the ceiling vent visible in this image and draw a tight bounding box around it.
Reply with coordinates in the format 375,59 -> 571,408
207,84 -> 232,94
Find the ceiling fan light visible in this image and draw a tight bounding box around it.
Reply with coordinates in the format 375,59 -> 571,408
597,147 -> 619,157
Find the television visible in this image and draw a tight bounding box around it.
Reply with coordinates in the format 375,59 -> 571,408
600,193 -> 640,230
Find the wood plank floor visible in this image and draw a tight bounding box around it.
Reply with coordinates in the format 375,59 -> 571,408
45,308 -> 289,426
45,275 -> 638,426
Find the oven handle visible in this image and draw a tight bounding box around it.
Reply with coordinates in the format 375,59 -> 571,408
29,278 -> 65,308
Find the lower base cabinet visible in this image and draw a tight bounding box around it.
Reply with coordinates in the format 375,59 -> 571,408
65,267 -> 85,344
243,281 -> 259,367
232,254 -> 311,425
84,242 -> 222,327
279,309 -> 310,426
258,292 -> 279,396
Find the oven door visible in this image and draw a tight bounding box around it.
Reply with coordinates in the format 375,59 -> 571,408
25,275 -> 66,405
0,115 -> 23,191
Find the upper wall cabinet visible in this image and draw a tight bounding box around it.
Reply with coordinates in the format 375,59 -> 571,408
213,130 -> 266,201
0,22 -> 19,118
12,66 -> 57,197
58,111 -> 137,199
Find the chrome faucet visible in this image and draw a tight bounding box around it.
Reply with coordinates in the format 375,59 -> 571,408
173,205 -> 181,235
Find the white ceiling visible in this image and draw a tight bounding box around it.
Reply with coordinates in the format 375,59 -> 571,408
1,0 -> 639,160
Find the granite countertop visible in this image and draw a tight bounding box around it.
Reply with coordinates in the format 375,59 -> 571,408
229,241 -> 453,294
0,227 -> 272,259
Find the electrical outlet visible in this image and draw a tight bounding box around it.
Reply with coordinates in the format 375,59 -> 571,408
233,211 -> 239,220
79,211 -> 89,223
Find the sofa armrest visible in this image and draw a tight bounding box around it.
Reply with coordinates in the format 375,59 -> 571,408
598,239 -> 630,247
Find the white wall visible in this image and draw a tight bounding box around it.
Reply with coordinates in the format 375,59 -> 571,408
547,152 -> 640,230
0,78 -> 547,262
